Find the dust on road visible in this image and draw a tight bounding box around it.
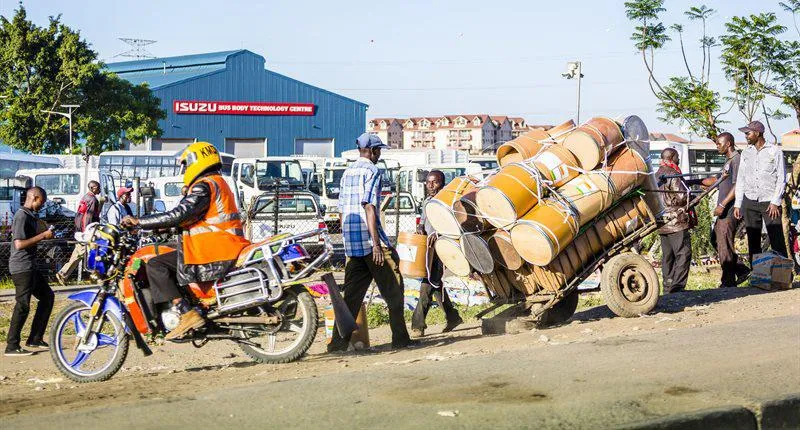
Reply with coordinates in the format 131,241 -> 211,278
0,286 -> 797,421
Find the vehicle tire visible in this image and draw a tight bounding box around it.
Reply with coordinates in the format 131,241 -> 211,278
534,290 -> 579,328
601,253 -> 660,317
238,287 -> 318,364
50,301 -> 129,383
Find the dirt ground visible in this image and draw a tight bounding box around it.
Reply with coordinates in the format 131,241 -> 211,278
0,283 -> 797,420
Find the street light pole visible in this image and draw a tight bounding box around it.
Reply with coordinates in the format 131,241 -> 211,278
562,61 -> 583,125
575,62 -> 582,125
41,104 -> 80,153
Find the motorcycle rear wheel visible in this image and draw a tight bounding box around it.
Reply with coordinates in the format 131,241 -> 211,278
237,287 -> 318,364
50,301 -> 129,383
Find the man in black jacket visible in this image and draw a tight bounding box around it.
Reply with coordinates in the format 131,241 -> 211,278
656,148 -> 692,294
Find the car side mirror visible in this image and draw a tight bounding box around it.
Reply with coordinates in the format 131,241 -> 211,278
320,204 -> 327,215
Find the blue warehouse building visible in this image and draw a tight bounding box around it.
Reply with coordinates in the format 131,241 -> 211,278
107,50 -> 367,157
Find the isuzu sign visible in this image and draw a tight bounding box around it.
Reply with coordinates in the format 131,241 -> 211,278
173,100 -> 315,116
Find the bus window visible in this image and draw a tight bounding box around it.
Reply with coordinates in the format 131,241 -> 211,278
164,182 -> 183,197
36,174 -> 81,196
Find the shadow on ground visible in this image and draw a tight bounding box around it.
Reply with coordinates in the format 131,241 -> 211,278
572,286 -> 776,323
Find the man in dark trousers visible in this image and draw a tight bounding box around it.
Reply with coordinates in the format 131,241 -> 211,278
733,120 -> 787,259
328,133 -> 414,352
5,186 -> 55,356
411,170 -> 463,337
695,132 -> 749,287
56,180 -> 101,285
656,148 -> 692,294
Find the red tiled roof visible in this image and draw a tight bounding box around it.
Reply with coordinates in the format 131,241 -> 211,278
649,132 -> 689,143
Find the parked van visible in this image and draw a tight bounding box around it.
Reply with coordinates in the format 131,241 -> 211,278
16,167 -> 100,212
246,191 -> 326,255
380,191 -> 419,243
397,163 -> 483,204
309,166 -> 346,226
231,158 -> 306,208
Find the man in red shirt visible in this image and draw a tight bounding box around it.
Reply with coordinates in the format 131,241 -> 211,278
56,181 -> 100,285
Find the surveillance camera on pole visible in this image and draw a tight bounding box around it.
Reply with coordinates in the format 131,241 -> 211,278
561,61 -> 583,124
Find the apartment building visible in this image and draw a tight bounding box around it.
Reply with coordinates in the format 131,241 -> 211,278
366,114 -> 515,154
367,118 -> 404,149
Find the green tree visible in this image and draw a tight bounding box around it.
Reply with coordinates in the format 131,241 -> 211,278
721,13 -> 799,134
0,5 -> 164,154
779,0 -> 800,37
624,1 -> 724,139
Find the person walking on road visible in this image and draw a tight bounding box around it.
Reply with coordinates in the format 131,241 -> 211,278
733,121 -> 787,260
411,170 -> 462,337
105,187 -> 133,227
328,133 -> 414,352
5,186 -> 55,356
695,132 -> 750,287
56,180 -> 101,285
656,148 -> 692,294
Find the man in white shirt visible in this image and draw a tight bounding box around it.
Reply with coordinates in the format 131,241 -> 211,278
733,120 -> 787,259
106,187 -> 133,226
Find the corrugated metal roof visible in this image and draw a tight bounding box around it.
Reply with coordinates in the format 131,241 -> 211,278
106,50 -> 244,73
105,50 -> 246,89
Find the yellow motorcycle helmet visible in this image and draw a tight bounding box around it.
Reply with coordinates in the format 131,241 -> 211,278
178,142 -> 221,186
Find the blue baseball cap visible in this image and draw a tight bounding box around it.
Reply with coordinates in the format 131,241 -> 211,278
356,132 -> 389,149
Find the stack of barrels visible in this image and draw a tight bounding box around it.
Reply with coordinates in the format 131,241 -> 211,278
404,115 -> 664,299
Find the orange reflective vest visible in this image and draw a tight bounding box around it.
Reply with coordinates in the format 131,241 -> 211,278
182,175 -> 250,265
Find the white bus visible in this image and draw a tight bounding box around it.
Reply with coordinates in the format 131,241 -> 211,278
98,149 -> 235,212
0,151 -> 61,178
15,167 -> 99,212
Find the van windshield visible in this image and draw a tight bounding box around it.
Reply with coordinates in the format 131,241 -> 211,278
36,174 -> 81,196
255,161 -> 304,190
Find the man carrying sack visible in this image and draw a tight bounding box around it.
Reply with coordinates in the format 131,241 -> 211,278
411,170 -> 462,337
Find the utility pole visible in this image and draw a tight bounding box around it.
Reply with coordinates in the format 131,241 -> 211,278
562,61 -> 583,125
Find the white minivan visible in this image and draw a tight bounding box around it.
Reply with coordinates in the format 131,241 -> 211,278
230,158 -> 306,208
16,167 -> 100,212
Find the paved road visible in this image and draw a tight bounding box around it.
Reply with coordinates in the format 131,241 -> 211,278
3,292 -> 799,429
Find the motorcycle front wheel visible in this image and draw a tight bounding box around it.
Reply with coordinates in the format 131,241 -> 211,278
237,286 -> 318,364
50,301 -> 130,383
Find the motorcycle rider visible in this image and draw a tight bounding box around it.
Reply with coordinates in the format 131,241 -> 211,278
121,142 -> 250,340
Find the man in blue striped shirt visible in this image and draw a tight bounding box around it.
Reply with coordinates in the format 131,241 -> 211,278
328,133 -> 414,352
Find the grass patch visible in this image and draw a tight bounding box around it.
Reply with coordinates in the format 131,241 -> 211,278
366,303 -> 493,329
0,278 -> 13,290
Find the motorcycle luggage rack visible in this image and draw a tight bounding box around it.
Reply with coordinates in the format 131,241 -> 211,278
213,267 -> 280,315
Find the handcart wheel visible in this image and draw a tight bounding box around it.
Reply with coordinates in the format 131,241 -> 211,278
533,290 -> 579,328
601,253 -> 660,317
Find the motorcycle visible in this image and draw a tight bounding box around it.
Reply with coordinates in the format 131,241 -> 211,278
49,223 -> 332,383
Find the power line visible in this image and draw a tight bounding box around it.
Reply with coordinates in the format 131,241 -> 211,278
269,49 -> 681,66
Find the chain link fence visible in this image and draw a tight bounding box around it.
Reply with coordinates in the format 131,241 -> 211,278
1,211 -> 77,284
1,170 -> 421,283
241,169 -> 419,268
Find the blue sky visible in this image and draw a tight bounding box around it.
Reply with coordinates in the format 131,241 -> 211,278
2,0 -> 797,140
